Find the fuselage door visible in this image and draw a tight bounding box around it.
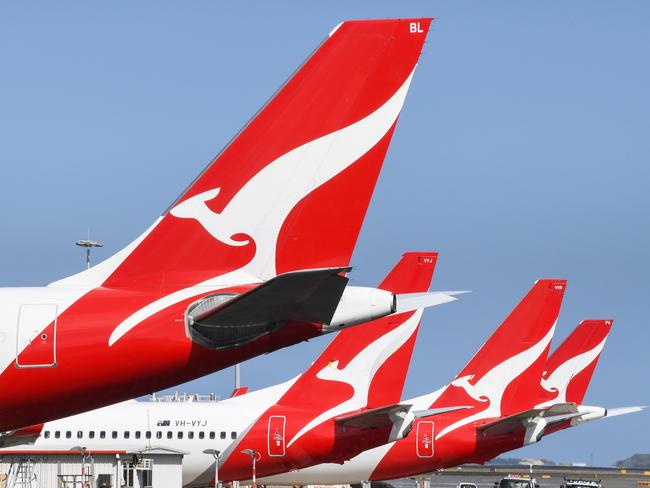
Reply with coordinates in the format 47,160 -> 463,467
16,303 -> 58,368
416,420 -> 434,458
267,415 -> 286,457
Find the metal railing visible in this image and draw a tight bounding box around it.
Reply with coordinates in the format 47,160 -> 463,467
148,392 -> 220,403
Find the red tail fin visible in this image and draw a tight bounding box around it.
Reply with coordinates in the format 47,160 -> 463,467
378,252 -> 438,294
59,19 -> 432,290
455,280 -> 566,406
433,280 -> 566,439
368,252 -> 438,408
230,386 -> 249,398
218,252 -> 440,473
539,319 -> 612,406
278,252 -> 438,412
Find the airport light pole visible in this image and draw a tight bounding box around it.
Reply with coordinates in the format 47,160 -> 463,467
241,449 -> 260,488
75,239 -> 103,269
203,449 -> 221,488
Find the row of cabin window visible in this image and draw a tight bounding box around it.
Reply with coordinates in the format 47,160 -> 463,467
43,430 -> 237,440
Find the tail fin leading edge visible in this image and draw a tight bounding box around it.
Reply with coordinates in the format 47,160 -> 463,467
59,19 -> 432,290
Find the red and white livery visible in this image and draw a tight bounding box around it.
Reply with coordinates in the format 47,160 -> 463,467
259,282 -> 643,484
0,252 -> 457,486
3,282 -> 641,486
0,18 -> 441,431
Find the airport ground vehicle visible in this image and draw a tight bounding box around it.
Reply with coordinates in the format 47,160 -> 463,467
561,479 -> 602,488
458,482 -> 478,488
0,18 -> 436,432
494,475 -> 539,488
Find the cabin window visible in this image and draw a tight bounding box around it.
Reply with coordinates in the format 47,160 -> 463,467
166,431 -> 172,439
124,431 -> 130,439
220,431 -> 226,439
135,431 -> 141,439
112,431 -> 118,439
100,431 -> 106,439
55,431 -> 61,439
198,432 -> 205,439
89,431 -> 95,439
65,431 -> 72,439
44,431 -> 50,439
156,431 -> 162,439
145,431 -> 152,439
231,431 -> 237,439
209,432 -> 215,440
77,431 -> 83,439
177,431 -> 183,439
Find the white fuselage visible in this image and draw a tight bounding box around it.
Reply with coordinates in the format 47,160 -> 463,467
3,387 -> 433,486
5,377 -> 297,486
4,386 -> 615,487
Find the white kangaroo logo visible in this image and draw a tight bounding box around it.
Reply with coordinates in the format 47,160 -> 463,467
536,336 -> 607,407
436,323 -> 556,440
170,188 -> 250,247
169,69 -> 415,281
286,310 -> 422,448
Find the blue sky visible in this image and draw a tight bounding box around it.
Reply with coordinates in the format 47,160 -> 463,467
1,1 -> 648,466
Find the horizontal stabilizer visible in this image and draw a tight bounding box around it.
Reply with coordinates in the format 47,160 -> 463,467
477,403 -> 579,436
477,402 -> 645,442
0,424 -> 43,448
188,267 -> 350,349
541,411 -> 585,424
335,405 -> 472,442
539,402 -> 580,416
335,404 -> 411,430
326,288 -> 463,331
606,406 -> 646,418
395,291 -> 469,313
412,405 -> 472,419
